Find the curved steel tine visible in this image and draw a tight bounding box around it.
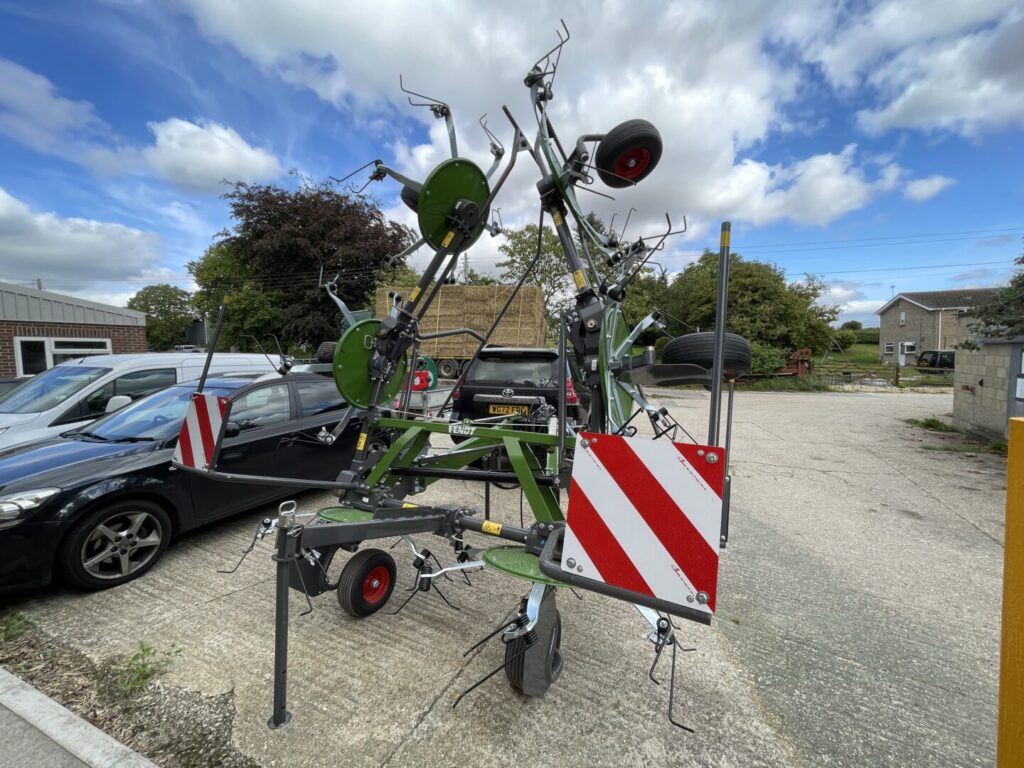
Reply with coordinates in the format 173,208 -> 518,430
479,114 -> 505,157
330,158 -> 379,187
621,207 -> 638,240
399,74 -> 450,114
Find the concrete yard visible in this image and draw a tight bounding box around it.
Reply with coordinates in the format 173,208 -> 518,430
3,389 -> 1006,767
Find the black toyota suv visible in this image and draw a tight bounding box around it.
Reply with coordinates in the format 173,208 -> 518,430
450,347 -> 579,426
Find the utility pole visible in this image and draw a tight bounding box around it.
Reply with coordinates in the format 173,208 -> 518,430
35,278 -> 43,291
462,253 -> 469,283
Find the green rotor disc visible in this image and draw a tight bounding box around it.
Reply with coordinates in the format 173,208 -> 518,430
333,319 -> 408,409
416,158 -> 490,251
482,545 -> 566,587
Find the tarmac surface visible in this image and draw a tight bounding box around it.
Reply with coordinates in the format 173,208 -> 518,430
3,389 -> 1006,767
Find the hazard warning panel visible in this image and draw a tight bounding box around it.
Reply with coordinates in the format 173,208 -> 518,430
563,432 -> 725,618
172,392 -> 230,471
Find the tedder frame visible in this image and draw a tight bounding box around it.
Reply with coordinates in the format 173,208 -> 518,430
175,20 -> 746,733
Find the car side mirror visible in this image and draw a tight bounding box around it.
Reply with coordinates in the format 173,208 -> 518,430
105,395 -> 132,413
223,421 -> 241,438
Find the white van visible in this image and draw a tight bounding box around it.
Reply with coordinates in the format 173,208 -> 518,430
0,353 -> 280,449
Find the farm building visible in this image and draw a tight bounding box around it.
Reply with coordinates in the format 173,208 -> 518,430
875,288 -> 1000,365
0,281 -> 147,378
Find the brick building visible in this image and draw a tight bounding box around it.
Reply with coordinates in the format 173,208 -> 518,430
0,281 -> 147,378
875,288 -> 1000,365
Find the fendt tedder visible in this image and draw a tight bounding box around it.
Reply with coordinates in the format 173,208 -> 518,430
174,22 -> 752,732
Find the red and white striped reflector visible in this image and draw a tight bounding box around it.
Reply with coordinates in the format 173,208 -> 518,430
172,392 -> 230,471
563,432 -> 725,617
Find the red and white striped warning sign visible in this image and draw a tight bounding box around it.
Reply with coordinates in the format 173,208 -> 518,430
563,432 -> 725,616
172,392 -> 230,470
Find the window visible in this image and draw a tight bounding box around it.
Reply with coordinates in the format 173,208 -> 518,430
468,357 -> 561,386
0,366 -> 111,414
883,342 -> 895,354
79,369 -> 177,419
296,379 -> 346,417
228,384 -> 291,432
902,342 -> 917,353
898,311 -> 906,326
14,336 -> 111,375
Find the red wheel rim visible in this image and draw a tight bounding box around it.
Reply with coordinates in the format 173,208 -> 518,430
613,147 -> 651,180
362,565 -> 390,604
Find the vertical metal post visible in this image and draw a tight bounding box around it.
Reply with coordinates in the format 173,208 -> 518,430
708,222 -> 731,445
558,313 -> 567,467
720,380 -> 736,547
484,481 -> 491,522
267,525 -> 294,729
197,299 -> 228,393
998,417 -> 1024,766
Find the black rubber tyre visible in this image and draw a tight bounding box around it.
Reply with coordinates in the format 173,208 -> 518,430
505,588 -> 563,697
59,499 -> 172,590
595,119 -> 662,188
337,549 -> 397,618
316,341 -> 337,363
661,332 -> 752,379
400,186 -> 420,213
437,359 -> 459,379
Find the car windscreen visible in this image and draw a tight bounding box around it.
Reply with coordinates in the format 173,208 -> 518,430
0,366 -> 111,414
84,385 -> 235,442
467,357 -> 560,386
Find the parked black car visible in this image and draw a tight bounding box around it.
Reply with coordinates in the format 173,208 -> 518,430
0,373 -> 360,593
450,347 -> 579,426
916,350 -> 955,371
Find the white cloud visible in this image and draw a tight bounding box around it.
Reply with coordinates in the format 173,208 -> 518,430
903,175 -> 956,202
0,186 -> 162,286
809,2 -> 1024,137
0,58 -> 101,151
0,59 -> 282,194
142,118 -> 282,192
177,0 -> 901,232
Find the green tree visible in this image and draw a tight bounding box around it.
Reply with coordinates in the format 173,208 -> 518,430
464,266 -> 498,285
840,320 -> 863,330
190,177 -> 414,351
664,250 -> 838,353
127,284 -> 195,351
968,253 -> 1024,340
621,268 -> 671,342
189,244 -> 286,351
834,329 -> 857,350
496,224 -> 574,332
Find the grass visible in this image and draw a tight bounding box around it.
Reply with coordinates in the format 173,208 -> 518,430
109,642 -> 181,693
905,417 -> 958,432
738,375 -> 831,392
1,612 -> 35,642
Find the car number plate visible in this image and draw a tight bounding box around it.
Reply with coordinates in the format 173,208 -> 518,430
489,404 -> 529,415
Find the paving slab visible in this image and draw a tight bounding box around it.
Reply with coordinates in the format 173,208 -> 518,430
5,389 -> 1003,767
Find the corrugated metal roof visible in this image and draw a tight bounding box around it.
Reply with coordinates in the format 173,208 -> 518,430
0,281 -> 147,326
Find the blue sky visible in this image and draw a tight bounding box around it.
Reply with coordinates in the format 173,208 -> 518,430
0,1 -> 1021,325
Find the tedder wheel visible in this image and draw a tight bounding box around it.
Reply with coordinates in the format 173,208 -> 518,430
437,358 -> 459,379
400,185 -> 420,213
315,341 -> 337,363
505,587 -> 564,697
337,549 -> 397,618
594,119 -> 662,188
662,331 -> 752,379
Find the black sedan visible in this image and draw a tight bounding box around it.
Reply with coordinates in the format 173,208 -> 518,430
0,373 -> 360,593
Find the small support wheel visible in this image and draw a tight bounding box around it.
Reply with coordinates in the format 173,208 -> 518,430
505,587 -> 563,697
337,549 -> 397,617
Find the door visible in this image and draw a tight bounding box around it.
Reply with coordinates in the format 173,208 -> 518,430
188,383 -> 302,521
898,341 -> 917,366
54,368 -> 177,427
291,378 -> 359,480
